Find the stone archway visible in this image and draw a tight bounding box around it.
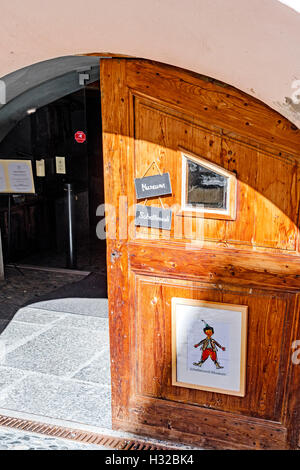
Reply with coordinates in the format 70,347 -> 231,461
0,0 -> 300,127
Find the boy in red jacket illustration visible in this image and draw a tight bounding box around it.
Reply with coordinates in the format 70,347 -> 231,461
193,320 -> 226,370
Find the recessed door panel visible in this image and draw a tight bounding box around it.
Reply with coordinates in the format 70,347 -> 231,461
134,274 -> 290,421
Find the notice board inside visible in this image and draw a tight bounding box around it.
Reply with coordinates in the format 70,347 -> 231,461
0,160 -> 35,194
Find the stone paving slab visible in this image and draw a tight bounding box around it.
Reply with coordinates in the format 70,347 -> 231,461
1,316 -> 109,376
0,320 -> 9,335
0,268 -> 113,444
0,321 -> 43,352
0,367 -> 28,391
0,307 -> 112,432
0,374 -> 111,428
13,308 -> 63,325
73,350 -> 111,387
0,427 -> 104,450
30,298 -> 109,317
54,314 -> 109,332
0,305 -> 23,321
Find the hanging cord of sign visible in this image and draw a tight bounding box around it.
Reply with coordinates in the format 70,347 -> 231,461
140,160 -> 165,209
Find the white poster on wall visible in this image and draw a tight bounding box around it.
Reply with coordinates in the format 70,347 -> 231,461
0,160 -> 35,194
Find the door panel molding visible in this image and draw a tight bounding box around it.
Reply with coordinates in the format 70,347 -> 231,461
129,241 -> 300,291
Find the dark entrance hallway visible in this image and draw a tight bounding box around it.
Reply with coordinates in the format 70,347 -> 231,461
0,82 -> 106,275
0,79 -> 112,435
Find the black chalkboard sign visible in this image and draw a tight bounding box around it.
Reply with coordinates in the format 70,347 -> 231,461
135,173 -> 172,200
135,205 -> 172,230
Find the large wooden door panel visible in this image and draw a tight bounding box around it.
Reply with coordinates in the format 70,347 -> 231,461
128,241 -> 300,290
127,395 -> 289,450
133,97 -> 299,251
126,60 -> 300,156
134,274 -> 292,421
101,58 -> 300,449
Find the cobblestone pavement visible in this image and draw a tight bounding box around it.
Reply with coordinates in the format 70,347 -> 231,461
0,427 -> 103,450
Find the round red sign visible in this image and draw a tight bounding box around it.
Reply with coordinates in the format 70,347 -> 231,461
74,131 -> 86,143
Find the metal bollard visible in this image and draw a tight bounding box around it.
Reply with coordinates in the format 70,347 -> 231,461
64,183 -> 77,269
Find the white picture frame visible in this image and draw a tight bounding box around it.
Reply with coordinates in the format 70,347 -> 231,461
172,298 -> 248,397
180,149 -> 237,221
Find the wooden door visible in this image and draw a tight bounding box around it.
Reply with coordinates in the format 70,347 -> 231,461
100,59 -> 300,450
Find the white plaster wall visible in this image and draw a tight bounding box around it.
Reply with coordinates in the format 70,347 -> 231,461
0,0 -> 300,125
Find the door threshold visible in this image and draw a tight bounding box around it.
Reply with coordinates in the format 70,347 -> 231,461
0,409 -> 189,450
6,264 -> 91,277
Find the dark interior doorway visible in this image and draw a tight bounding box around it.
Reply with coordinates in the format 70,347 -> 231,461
0,71 -> 111,433
0,82 -> 106,275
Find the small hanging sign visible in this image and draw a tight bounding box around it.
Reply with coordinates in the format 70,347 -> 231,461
135,173 -> 172,200
135,204 -> 172,230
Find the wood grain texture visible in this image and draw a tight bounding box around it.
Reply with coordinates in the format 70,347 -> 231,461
118,396 -> 288,450
129,241 -> 300,291
134,275 -> 290,421
133,97 -> 300,252
126,60 -> 300,157
100,58 -> 300,449
280,293 -> 300,448
100,59 -> 132,424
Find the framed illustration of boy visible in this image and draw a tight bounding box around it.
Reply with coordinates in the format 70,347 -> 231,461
172,298 -> 248,397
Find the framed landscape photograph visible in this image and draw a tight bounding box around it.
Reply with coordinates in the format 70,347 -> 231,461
172,298 -> 248,397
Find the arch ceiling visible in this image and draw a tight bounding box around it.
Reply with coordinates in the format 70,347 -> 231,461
0,0 -> 300,127
0,56 -> 100,142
